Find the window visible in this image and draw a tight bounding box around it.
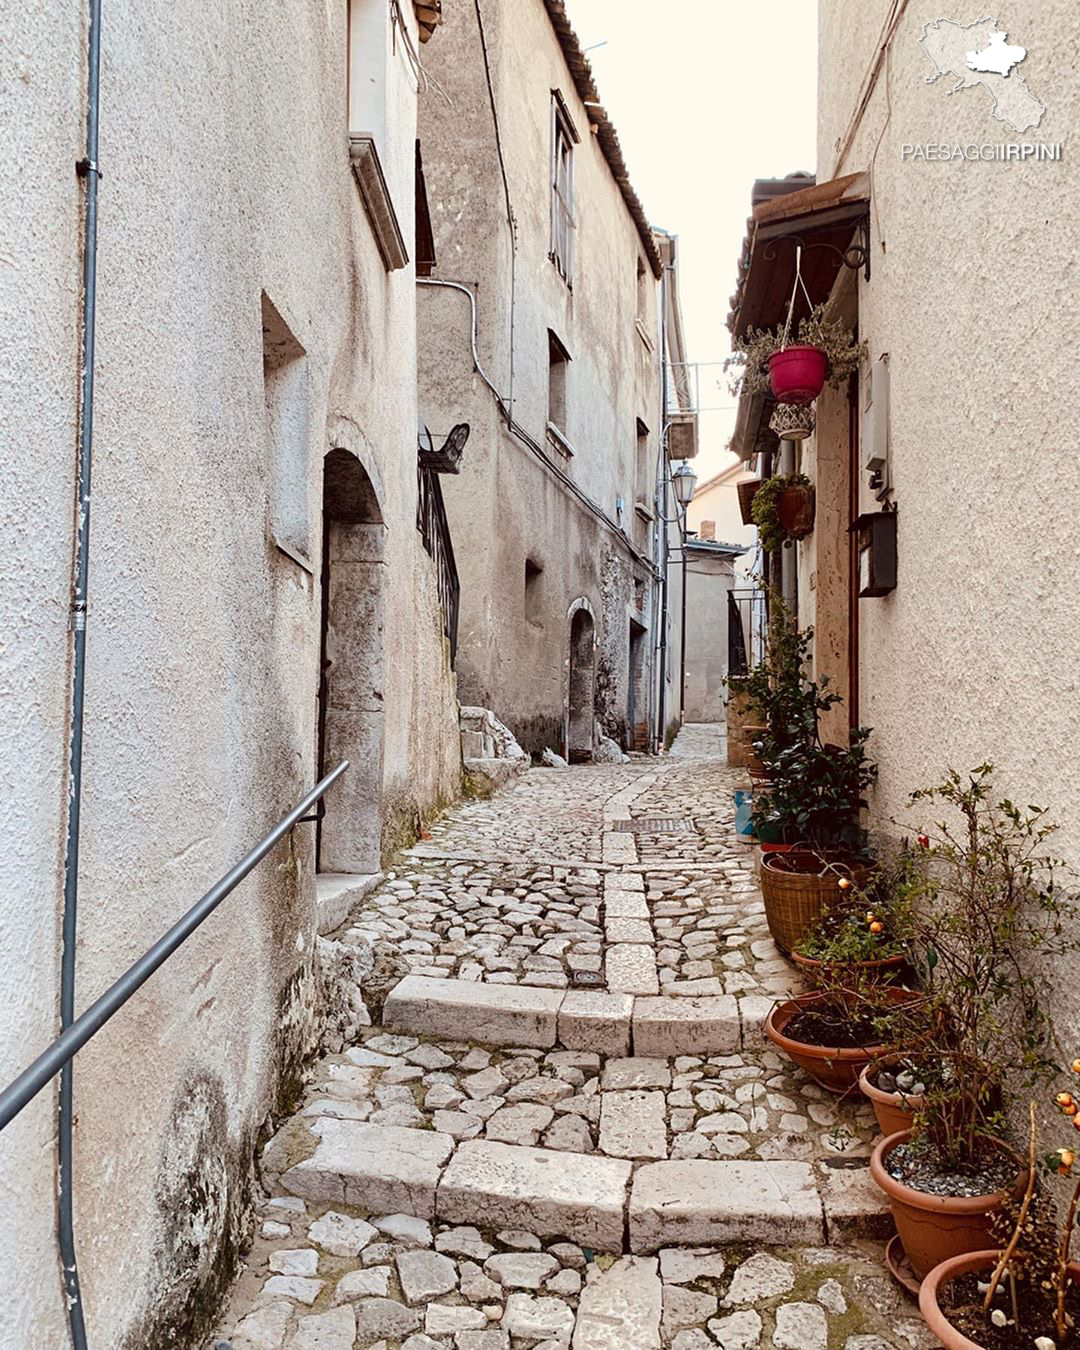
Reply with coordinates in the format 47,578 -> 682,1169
550,93 -> 578,284
634,417 -> 653,542
262,292 -> 311,566
547,330 -> 570,442
524,558 -> 544,625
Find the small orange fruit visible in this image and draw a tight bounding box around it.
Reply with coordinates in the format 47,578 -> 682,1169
1058,1093 -> 1074,1108
837,878 -> 852,890
1058,1148 -> 1076,1174
1071,1115 -> 1080,1132
1072,1059 -> 1080,1074
865,911 -> 877,923
869,921 -> 884,934
1066,1103 -> 1078,1117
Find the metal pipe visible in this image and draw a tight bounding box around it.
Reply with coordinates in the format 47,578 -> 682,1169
0,762 -> 350,1136
58,2 -> 103,1340
416,278 -> 659,580
654,258 -> 672,752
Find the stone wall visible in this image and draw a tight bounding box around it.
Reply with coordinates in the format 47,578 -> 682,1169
416,0 -> 664,759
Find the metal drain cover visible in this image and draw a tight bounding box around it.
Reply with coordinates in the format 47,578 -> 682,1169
611,817 -> 696,834
570,970 -> 605,988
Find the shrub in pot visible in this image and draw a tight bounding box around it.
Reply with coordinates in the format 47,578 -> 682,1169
869,766 -> 1080,1281
920,1081 -> 1080,1347
750,473 -> 816,552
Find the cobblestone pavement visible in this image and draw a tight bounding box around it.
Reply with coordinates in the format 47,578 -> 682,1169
215,726 -> 931,1349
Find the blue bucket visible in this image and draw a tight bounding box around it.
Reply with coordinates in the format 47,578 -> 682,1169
733,788 -> 755,840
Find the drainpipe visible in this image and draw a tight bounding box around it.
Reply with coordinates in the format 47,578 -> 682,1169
58,2 -> 102,1345
778,438 -> 797,614
654,261 -> 671,753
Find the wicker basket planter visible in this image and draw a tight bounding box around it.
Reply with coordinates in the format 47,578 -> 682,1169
760,850 -> 868,954
737,478 -> 762,526
769,401 -> 816,442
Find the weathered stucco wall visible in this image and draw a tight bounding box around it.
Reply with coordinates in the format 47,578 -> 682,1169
0,2 -> 460,1345
416,0 -> 664,755
683,550 -> 737,722
813,3 -> 1080,921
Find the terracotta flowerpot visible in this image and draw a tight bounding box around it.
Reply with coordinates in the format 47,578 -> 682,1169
858,1058 -> 925,1137
737,478 -> 762,526
791,949 -> 911,989
775,484 -> 815,539
764,989 -> 917,1094
869,1131 -> 1028,1281
919,1249 -> 1080,1349
768,345 -> 827,403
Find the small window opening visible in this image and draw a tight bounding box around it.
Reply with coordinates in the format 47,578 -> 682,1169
525,558 -> 544,626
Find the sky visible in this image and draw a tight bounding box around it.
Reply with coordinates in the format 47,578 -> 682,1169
564,0 -> 818,484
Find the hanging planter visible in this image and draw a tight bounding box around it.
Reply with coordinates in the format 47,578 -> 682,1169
737,477 -> 762,526
723,245 -> 867,406
750,473 -> 815,551
768,347 -> 828,405
769,401 -> 816,442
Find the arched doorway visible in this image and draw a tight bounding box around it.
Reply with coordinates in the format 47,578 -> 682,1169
317,445 -> 385,874
567,603 -> 596,763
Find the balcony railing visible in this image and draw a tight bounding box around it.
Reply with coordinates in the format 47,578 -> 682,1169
417,462 -> 460,662
728,587 -> 767,679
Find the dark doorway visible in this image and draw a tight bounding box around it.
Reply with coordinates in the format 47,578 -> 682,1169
627,619 -> 649,751
317,447 -> 385,874
567,606 -> 596,763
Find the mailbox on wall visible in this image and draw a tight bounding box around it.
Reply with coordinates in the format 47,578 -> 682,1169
853,510 -> 897,596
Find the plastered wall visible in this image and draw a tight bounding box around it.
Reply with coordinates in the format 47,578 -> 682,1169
0,2 -> 460,1344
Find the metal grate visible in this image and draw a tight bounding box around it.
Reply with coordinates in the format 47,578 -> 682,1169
610,817 -> 696,834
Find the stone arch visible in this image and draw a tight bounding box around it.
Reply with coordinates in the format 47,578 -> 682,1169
317,436 -> 386,874
566,598 -> 597,764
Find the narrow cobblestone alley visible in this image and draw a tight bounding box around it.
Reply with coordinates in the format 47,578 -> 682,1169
216,727 -> 936,1350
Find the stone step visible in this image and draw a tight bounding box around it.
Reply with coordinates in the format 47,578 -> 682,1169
382,974 -> 752,1058
272,1119 -> 890,1260
314,871 -> 382,936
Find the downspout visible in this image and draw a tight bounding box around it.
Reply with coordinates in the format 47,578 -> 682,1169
654,261 -> 671,753
59,2 -> 102,1345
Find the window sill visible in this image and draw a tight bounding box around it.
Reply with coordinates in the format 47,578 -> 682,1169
349,135 -> 409,272
546,422 -> 576,458
635,319 -> 656,352
273,537 -> 315,576
634,501 -> 654,522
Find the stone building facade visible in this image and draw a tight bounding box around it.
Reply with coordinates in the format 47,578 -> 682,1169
1,2 -> 461,1345
416,0 -> 688,758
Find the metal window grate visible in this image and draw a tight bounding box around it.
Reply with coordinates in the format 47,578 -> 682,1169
610,817 -> 696,834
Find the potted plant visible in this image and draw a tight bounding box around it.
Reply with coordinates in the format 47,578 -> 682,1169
769,401 -> 815,442
737,477 -> 762,526
860,1055 -> 928,1138
724,303 -> 866,405
920,1086 -> 1080,1347
765,980 -> 925,1094
869,766 -> 1080,1282
793,855 -> 917,988
751,473 -> 815,552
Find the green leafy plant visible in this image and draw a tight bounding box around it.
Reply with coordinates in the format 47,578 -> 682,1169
735,596 -> 876,852
750,472 -> 812,552
724,303 -> 867,399
796,855 -> 919,965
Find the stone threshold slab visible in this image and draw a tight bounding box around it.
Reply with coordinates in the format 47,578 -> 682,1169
276,1120 -> 886,1257
382,975 -> 761,1057
315,871 -> 383,936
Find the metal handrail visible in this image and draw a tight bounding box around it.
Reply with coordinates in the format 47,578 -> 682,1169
0,760 -> 349,1133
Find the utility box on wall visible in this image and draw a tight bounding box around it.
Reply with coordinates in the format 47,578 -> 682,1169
853,510 -> 897,596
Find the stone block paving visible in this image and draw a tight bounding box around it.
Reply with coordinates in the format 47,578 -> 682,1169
216,1200 -> 937,1348
292,1030 -> 877,1168
214,727 -> 929,1348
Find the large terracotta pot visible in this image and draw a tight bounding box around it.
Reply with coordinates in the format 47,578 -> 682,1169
858,1058 -> 925,1137
870,1130 -> 1028,1281
764,989 -> 917,1094
919,1249 -> 1080,1349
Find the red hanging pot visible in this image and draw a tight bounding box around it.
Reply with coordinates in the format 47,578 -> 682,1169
768,345 -> 828,405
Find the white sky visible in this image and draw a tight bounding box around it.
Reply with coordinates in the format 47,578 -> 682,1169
564,0 -> 819,482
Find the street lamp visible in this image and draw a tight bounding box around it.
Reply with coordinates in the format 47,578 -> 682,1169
671,460 -> 698,509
